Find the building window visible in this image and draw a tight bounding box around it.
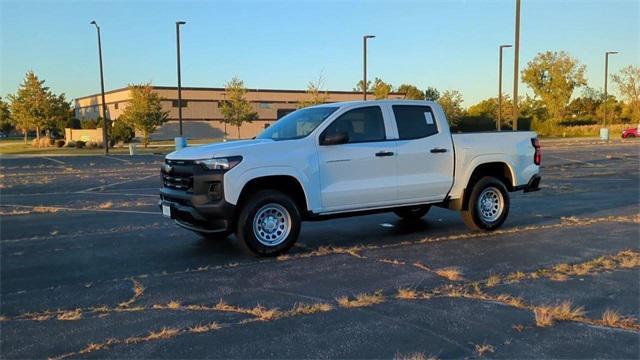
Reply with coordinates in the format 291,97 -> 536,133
114,102 -> 119,109
172,100 -> 188,108
259,103 -> 271,109
277,108 -> 295,119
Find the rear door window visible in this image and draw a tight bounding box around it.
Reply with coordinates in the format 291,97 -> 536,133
323,106 -> 386,143
392,105 -> 438,140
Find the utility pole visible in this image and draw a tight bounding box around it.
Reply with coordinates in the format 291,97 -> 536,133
498,44 -> 512,131
90,20 -> 109,154
363,35 -> 375,100
512,0 -> 521,131
603,51 -> 618,127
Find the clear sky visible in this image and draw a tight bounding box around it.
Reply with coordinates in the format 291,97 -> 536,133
1,0 -> 638,106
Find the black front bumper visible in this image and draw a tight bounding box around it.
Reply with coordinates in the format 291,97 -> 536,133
159,160 -> 236,233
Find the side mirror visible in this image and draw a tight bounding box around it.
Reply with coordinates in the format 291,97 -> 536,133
320,131 -> 349,145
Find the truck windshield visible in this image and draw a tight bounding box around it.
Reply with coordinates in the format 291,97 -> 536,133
257,107 -> 339,141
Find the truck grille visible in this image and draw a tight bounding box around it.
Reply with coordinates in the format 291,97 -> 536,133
162,173 -> 193,191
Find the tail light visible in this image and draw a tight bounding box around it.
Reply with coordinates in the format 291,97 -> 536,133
532,138 -> 541,165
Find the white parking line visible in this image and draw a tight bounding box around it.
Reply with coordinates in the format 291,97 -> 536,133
43,157 -> 65,165
104,155 -> 131,163
79,174 -> 157,192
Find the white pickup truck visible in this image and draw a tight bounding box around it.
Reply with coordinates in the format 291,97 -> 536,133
160,100 -> 541,255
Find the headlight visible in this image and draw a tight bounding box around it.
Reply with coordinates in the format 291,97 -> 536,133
195,156 -> 242,170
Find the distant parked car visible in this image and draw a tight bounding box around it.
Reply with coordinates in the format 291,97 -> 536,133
0,132 -> 7,138
622,127 -> 638,138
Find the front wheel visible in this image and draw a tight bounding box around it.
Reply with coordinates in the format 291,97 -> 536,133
236,190 -> 301,256
461,176 -> 510,231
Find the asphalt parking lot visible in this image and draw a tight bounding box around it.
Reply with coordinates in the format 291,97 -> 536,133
1,141 -> 639,359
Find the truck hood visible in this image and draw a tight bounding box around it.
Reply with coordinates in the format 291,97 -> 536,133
166,139 -> 273,160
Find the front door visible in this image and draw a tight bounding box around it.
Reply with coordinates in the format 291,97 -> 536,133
317,106 -> 397,212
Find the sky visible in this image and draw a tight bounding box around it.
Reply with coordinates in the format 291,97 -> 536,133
1,0 -> 638,106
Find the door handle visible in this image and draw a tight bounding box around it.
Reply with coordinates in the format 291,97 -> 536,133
430,148 -> 447,153
375,151 -> 395,157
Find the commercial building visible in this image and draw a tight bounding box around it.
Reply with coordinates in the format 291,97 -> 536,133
74,86 -> 405,140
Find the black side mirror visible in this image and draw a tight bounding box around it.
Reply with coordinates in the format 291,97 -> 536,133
320,131 -> 349,145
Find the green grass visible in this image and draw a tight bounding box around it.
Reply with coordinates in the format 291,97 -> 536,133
0,139 -> 169,155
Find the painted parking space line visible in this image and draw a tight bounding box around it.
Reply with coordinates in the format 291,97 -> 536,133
78,174 -> 158,193
43,157 -> 65,165
104,155 -> 131,163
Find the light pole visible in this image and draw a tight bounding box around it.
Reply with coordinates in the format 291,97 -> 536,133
498,44 -> 512,131
175,21 -> 187,148
363,35 -> 375,100
90,20 -> 109,154
603,51 -> 618,127
512,0 -> 521,131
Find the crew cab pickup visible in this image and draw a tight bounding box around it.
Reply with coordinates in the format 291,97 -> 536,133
160,100 -> 541,255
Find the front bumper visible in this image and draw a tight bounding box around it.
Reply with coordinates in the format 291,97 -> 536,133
159,160 -> 236,233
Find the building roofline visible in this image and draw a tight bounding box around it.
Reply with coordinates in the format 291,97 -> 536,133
75,85 -> 405,101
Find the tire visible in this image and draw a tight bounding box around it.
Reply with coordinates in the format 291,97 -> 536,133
235,190 -> 301,256
393,205 -> 431,220
461,176 -> 510,231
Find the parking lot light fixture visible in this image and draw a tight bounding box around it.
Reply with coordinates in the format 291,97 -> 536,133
176,21 -> 186,143
498,44 -> 512,131
363,35 -> 376,100
603,51 -> 619,128
90,20 -> 109,154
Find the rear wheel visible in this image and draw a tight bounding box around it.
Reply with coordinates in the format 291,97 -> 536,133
393,205 -> 431,220
236,190 -> 301,256
461,176 -> 510,231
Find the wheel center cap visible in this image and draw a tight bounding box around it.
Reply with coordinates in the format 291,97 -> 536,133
263,217 -> 277,232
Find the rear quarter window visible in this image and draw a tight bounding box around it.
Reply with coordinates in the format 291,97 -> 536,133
392,105 -> 438,140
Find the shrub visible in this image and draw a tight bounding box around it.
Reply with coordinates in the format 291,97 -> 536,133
110,121 -> 135,144
86,141 -> 98,149
39,137 -> 53,147
55,139 -> 65,148
559,118 -> 598,126
31,138 -> 39,147
75,140 -> 86,149
64,140 -> 75,148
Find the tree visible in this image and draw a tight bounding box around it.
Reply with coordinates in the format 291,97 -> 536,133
438,90 -> 465,126
220,77 -> 258,139
467,96 -> 513,122
0,96 -> 12,134
119,83 -> 168,147
522,51 -> 587,122
567,87 -> 603,120
353,80 -> 372,93
47,93 -> 72,135
424,87 -> 440,101
8,71 -> 51,143
397,84 -> 424,100
611,65 -> 640,123
373,78 -> 392,99
298,74 -> 329,108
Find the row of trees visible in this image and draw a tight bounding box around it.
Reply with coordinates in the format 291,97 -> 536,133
1,72 -> 73,143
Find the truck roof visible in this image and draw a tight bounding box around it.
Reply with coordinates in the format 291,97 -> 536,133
312,99 -> 439,108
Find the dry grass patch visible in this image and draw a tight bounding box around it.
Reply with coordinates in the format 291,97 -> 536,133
119,279 -> 145,308
379,258 -> 406,266
57,309 -> 82,321
505,271 -> 526,282
495,294 -> 526,309
512,324 -> 525,332
97,201 -> 114,209
286,302 -> 334,316
394,352 -> 438,360
434,267 -> 464,281
600,309 -> 621,327
188,322 -> 221,333
549,301 -> 586,321
248,305 -> 283,321
485,274 -> 501,287
534,307 -> 554,327
474,343 -> 495,357
125,327 -> 181,344
337,290 -> 385,308
396,287 -> 419,300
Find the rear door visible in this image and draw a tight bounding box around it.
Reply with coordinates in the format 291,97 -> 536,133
317,105 -> 397,211
391,104 -> 454,202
